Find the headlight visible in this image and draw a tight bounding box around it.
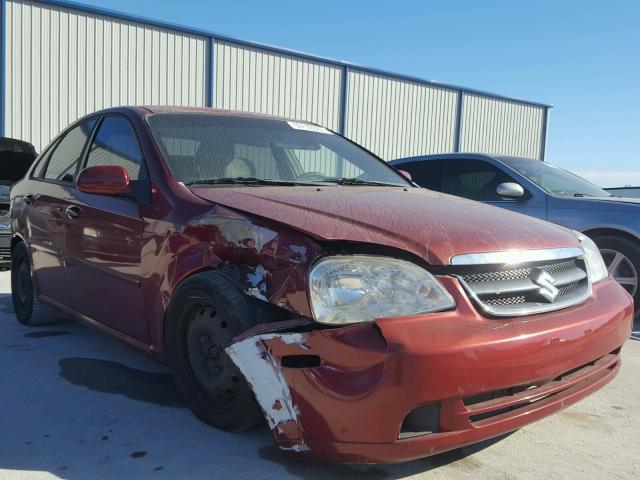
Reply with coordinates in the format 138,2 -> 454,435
308,255 -> 455,325
573,231 -> 608,284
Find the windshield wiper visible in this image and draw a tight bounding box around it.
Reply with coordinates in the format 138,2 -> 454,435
186,177 -> 316,187
318,177 -> 403,187
573,193 -> 593,197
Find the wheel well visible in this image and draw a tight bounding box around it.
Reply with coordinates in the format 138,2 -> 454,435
581,228 -> 640,246
162,266 -> 295,354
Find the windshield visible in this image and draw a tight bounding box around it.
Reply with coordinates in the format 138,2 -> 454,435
146,114 -> 409,187
500,157 -> 611,198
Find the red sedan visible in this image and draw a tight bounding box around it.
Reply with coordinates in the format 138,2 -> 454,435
9,107 -> 633,463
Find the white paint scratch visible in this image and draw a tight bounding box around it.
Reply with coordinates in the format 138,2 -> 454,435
245,265 -> 269,301
225,332 -> 310,452
194,216 -> 278,251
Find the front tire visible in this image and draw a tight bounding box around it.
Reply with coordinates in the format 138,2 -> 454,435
592,235 -> 640,315
11,242 -> 62,326
165,270 -> 263,432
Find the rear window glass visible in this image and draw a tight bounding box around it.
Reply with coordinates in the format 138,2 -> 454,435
44,119 -> 97,182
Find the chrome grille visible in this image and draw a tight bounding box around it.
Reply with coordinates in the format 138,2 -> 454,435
452,248 -> 590,316
462,259 -> 577,284
483,295 -> 527,306
463,267 -> 532,284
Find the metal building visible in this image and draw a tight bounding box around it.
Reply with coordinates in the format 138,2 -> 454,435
0,0 -> 551,160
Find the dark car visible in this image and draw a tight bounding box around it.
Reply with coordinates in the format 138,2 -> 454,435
0,183 -> 10,266
391,153 -> 640,316
0,137 -> 37,267
9,108 -> 632,463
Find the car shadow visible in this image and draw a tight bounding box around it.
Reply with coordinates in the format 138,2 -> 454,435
0,285 -> 512,479
257,434 -> 511,480
0,291 -> 13,314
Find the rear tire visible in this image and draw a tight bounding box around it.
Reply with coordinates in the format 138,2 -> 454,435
165,270 -> 263,432
591,234 -> 640,315
11,241 -> 62,326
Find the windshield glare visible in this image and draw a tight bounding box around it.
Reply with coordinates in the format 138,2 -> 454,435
146,114 -> 409,187
500,157 -> 611,198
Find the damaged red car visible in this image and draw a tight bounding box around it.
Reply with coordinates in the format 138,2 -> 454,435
9,107 -> 633,463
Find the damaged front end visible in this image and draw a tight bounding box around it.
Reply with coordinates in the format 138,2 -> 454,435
161,205 -> 631,464
224,277 -> 632,464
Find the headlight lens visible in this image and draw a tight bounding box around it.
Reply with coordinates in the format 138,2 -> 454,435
308,255 -> 455,325
574,231 -> 608,284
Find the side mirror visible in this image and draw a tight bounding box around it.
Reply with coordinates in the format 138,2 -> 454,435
398,170 -> 413,182
76,165 -> 131,196
496,182 -> 525,199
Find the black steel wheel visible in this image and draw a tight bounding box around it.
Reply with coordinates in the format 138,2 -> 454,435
11,241 -> 61,325
185,305 -> 243,408
165,270 -> 263,431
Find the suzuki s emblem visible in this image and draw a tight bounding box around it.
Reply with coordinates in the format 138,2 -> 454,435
531,268 -> 559,302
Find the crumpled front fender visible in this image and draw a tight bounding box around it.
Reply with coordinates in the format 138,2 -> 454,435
225,322 -> 388,453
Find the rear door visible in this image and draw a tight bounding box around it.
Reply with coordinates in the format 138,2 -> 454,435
62,114 -> 150,342
26,119 -> 98,304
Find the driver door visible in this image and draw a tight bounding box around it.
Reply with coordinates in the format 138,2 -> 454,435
62,114 -> 150,342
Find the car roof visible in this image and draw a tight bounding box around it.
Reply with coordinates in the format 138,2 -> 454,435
80,105 -> 316,126
389,152 -> 539,165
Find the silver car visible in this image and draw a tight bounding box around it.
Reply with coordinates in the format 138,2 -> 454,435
391,153 -> 640,315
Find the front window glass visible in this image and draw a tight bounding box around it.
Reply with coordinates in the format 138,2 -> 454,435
444,159 -> 521,201
501,157 -> 611,198
146,114 -> 409,187
87,116 -> 143,180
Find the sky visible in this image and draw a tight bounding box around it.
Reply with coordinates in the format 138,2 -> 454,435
79,0 -> 640,187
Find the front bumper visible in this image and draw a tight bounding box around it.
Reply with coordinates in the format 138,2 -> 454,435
228,277 -> 633,464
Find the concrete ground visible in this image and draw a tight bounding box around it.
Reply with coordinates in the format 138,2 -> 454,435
0,270 -> 638,480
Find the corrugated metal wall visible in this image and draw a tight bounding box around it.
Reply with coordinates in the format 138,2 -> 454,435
345,69 -> 459,160
213,40 -> 343,132
460,93 -> 545,160
4,0 -> 208,151
1,0 -> 550,160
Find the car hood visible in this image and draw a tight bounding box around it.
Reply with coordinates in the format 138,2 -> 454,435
589,196 -> 640,206
601,196 -> 640,203
191,186 -> 580,265
552,195 -> 640,213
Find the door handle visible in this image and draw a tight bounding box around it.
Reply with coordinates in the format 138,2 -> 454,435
24,194 -> 34,205
65,205 -> 84,220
